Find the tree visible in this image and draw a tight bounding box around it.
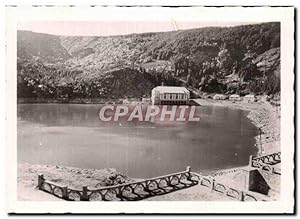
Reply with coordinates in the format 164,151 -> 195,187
217,45 -> 233,74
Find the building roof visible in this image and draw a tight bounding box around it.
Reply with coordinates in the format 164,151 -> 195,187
152,86 -> 189,94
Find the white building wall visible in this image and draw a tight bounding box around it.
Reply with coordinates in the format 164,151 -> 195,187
151,87 -> 190,105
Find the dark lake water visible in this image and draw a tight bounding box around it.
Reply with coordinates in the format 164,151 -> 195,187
17,103 -> 258,178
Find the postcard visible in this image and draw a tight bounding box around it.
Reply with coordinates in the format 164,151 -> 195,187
6,5 -> 295,214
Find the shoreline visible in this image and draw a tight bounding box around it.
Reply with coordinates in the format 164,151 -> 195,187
17,98 -> 134,104
194,99 -> 280,155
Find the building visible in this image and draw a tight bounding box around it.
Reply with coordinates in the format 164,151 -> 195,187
243,94 -> 256,103
229,94 -> 241,101
213,94 -> 227,100
151,86 -> 190,105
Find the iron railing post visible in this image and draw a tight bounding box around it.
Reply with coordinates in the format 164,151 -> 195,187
186,166 -> 191,181
62,186 -> 68,200
211,179 -> 215,191
38,174 -> 45,190
80,186 -> 89,201
240,191 -> 245,201
249,155 -> 253,167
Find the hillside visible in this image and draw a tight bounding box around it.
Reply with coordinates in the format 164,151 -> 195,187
17,22 -> 280,100
17,61 -> 160,99
17,31 -> 70,62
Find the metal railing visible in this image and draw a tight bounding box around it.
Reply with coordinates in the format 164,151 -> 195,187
249,152 -> 281,175
190,172 -> 260,201
37,166 -> 261,201
38,166 -> 197,201
252,152 -> 281,164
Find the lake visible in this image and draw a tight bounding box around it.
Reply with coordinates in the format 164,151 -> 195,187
17,103 -> 258,178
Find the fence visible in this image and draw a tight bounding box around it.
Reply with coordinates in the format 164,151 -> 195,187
249,152 -> 281,175
38,166 -> 198,201
37,166 -> 261,201
251,152 -> 281,164
190,172 -> 260,201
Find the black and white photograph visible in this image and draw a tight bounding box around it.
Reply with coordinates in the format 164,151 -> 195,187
5,6 -> 295,214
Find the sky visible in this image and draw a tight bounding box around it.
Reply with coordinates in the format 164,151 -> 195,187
17,21 -> 257,36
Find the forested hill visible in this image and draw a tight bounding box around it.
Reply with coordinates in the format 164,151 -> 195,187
17,22 -> 280,99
